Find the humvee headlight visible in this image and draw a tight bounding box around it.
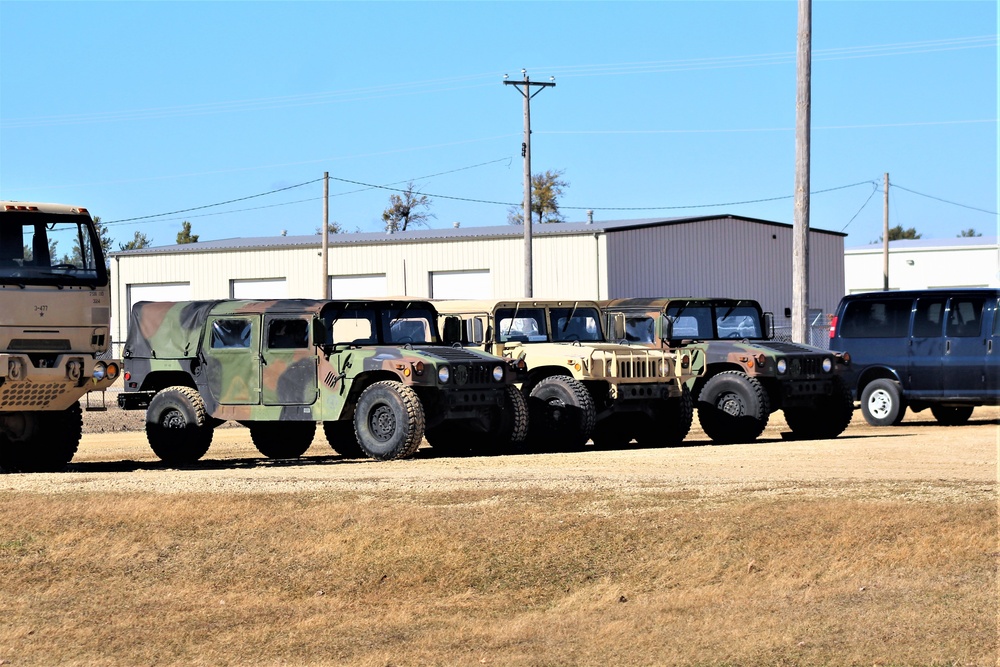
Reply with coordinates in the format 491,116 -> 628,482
492,365 -> 505,382
776,359 -> 787,374
660,359 -> 671,375
822,357 -> 833,373
92,361 -> 107,381
437,366 -> 450,384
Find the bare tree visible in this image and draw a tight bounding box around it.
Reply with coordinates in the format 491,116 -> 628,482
382,182 -> 435,233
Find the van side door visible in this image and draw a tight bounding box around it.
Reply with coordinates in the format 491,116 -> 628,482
261,315 -> 318,406
203,315 -> 261,405
907,296 -> 946,398
987,298 -> 1000,397
942,296 -> 987,398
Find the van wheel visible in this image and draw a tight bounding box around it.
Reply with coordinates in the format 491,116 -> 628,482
145,386 -> 214,464
697,372 -> 769,444
783,378 -> 854,439
323,421 -> 365,459
930,405 -> 974,426
249,421 -> 315,459
354,381 -> 425,461
527,376 -> 596,451
860,379 -> 907,426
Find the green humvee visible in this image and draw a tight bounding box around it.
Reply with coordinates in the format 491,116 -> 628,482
434,299 -> 705,450
119,299 -> 528,463
601,297 -> 853,443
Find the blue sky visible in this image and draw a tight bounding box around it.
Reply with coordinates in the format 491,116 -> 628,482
1,1 -> 996,250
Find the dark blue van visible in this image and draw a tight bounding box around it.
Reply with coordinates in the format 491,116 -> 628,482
829,289 -> 1000,426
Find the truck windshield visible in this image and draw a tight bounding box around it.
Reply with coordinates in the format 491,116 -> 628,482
0,213 -> 107,287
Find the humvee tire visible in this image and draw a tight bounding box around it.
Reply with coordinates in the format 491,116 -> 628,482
248,421 -> 316,459
697,371 -> 769,444
783,378 -> 854,439
324,421 -> 365,459
426,387 -> 529,456
354,381 -> 425,461
145,386 -> 214,464
636,386 -> 694,448
527,376 -> 596,451
0,402 -> 83,473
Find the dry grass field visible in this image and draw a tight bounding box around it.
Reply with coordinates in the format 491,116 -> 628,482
0,403 -> 996,667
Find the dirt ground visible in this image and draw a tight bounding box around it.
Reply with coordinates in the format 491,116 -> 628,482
2,395 -> 995,498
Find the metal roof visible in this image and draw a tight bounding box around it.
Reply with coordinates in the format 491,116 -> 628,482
111,214 -> 847,257
845,236 -> 999,252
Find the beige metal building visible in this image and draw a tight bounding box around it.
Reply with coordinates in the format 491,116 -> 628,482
110,215 -> 846,346
844,236 -> 1000,293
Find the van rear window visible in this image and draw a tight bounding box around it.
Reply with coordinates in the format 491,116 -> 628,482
840,299 -> 911,338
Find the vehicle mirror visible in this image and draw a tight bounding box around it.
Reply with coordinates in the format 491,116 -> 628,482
661,314 -> 673,342
442,316 -> 462,344
609,312 -> 625,341
466,318 -> 484,344
312,319 -> 328,347
763,312 -> 774,339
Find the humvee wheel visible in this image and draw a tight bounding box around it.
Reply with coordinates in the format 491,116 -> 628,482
783,378 -> 854,439
697,371 -> 769,444
425,422 -> 472,457
249,421 -> 316,459
145,386 -> 214,464
930,405 -> 974,426
323,421 -> 365,458
591,415 -> 632,450
527,376 -> 595,451
486,385 -> 529,453
860,379 -> 907,427
354,381 -> 425,461
0,403 -> 83,473
637,387 -> 694,448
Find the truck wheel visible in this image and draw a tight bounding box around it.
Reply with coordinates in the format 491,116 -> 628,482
145,386 -> 214,464
249,421 -> 316,459
354,381 -> 425,461
697,371 -> 769,444
930,405 -> 974,426
0,403 -> 83,473
323,421 -> 365,459
527,376 -> 596,451
637,387 -> 695,448
485,385 -> 530,453
783,378 -> 854,439
860,379 -> 907,426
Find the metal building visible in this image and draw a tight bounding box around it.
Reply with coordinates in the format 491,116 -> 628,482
844,236 -> 1000,293
110,214 -> 846,346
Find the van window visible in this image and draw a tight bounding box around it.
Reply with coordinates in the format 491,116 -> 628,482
840,299 -> 911,338
994,300 -> 1000,336
912,298 -> 946,337
946,298 -> 985,338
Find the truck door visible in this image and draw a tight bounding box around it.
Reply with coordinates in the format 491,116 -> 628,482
261,315 -> 318,406
942,296 -> 987,398
907,296 -> 946,398
204,315 -> 261,405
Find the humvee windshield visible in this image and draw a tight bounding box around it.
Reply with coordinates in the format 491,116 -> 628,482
666,302 -> 764,340
322,304 -> 440,345
496,306 -> 604,343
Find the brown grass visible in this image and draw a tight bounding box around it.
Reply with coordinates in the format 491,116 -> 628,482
0,489 -> 995,667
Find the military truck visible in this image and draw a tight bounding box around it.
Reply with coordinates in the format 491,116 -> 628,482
118,299 -> 528,463
434,299 -> 704,450
601,297 -> 853,443
0,202 -> 121,472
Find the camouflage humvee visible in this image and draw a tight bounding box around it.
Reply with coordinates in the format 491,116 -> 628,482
119,299 -> 528,463
434,299 -> 705,451
601,297 -> 853,443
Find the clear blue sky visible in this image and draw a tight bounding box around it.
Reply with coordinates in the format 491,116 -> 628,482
1,1 -> 996,250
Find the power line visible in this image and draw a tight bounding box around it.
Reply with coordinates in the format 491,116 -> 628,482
840,181 -> 882,232
889,183 -> 998,216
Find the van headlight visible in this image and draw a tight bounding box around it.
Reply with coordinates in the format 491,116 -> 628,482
437,366 -> 450,384
776,359 -> 787,374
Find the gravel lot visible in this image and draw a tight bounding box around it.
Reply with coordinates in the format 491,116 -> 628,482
1,390 -> 993,499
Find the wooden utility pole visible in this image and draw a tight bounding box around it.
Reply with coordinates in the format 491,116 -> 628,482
322,172 -> 330,299
792,0 -> 811,344
504,70 -> 555,298
882,172 -> 890,290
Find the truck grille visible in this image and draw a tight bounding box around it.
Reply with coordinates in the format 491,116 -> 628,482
0,380 -> 70,409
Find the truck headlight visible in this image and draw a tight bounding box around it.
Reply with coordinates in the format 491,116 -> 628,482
493,365 -> 505,382
776,359 -> 787,374
822,357 -> 833,373
93,361 -> 107,381
437,366 -> 450,384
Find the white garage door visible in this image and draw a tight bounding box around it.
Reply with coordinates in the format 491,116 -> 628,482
231,278 -> 287,299
127,282 -> 191,312
331,274 -> 387,298
430,270 -> 491,299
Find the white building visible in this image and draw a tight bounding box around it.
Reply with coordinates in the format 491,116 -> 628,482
844,236 -> 1000,293
110,215 -> 846,346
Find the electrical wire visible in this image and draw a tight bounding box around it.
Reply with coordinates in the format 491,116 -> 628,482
889,183 -> 997,216
840,181 -> 882,232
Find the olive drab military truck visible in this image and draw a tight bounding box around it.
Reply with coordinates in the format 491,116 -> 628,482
0,202 -> 121,472
434,299 -> 705,451
601,297 -> 853,444
118,299 -> 528,463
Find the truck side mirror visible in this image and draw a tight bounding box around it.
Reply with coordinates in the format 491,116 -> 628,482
662,315 -> 673,343
609,312 -> 625,341
442,316 -> 463,344
312,319 -> 328,347
466,318 -> 484,344
763,312 -> 774,339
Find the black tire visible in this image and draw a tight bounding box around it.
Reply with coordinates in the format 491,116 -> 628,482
637,387 -> 695,448
860,379 -> 907,427
527,376 -> 596,451
591,415 -> 633,450
425,422 -> 473,457
145,386 -> 214,464
696,371 -> 770,444
783,378 -> 854,440
930,405 -> 974,426
486,385 -> 529,453
354,381 -> 425,461
323,420 -> 365,459
0,403 -> 83,473
248,421 -> 316,459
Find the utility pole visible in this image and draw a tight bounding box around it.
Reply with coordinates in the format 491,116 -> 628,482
504,70 -> 555,298
882,172 -> 890,291
322,172 -> 330,299
792,0 -> 811,344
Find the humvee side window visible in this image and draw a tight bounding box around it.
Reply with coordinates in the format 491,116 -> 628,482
840,299 -> 911,338
624,316 -> 656,343
332,317 -> 375,345
946,298 -> 984,338
211,319 -> 252,349
913,298 -> 946,337
267,319 -> 309,349
497,308 -> 547,342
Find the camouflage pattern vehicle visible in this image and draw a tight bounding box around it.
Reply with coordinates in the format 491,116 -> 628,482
601,297 -> 853,443
0,202 -> 121,472
118,299 -> 528,463
434,299 -> 705,450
